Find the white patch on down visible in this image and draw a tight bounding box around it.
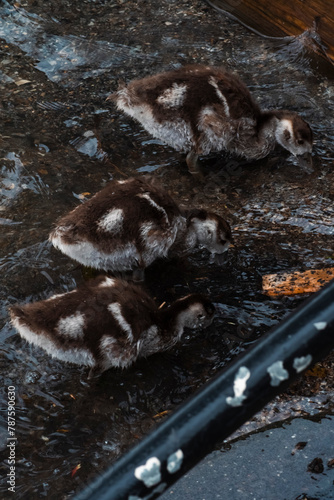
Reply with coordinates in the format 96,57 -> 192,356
277,119 -> 294,138
140,221 -> 157,240
51,234 -> 140,272
275,118 -> 301,155
136,339 -> 142,354
45,293 -> 65,302
115,93 -> 193,152
137,325 -> 161,357
197,106 -> 233,155
99,335 -> 134,369
137,193 -> 169,223
100,335 -> 118,351
167,449 -> 184,474
11,318 -> 94,366
198,106 -> 216,125
226,366 -> 251,407
267,360 -> 289,387
99,277 -> 116,288
314,321 -> 327,331
293,355 -> 312,373
157,83 -> 187,108
108,302 -> 133,341
134,457 -> 161,488
97,208 -> 124,234
57,311 -> 85,339
208,76 -> 230,116
139,216 -> 182,265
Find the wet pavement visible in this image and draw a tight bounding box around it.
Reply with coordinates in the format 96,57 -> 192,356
162,415 -> 334,500
0,0 -> 333,498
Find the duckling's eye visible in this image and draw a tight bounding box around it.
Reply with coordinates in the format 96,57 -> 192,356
197,313 -> 206,320
297,139 -> 304,145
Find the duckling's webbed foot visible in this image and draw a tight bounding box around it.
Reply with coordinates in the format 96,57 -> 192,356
186,151 -> 203,177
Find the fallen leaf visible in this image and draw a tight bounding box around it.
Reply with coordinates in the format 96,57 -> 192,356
71,464 -> 81,478
153,410 -> 170,419
291,441 -> 307,455
78,192 -> 91,199
15,79 -> 31,86
262,268 -> 334,297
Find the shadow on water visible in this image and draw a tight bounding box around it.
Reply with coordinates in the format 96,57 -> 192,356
0,0 -> 334,498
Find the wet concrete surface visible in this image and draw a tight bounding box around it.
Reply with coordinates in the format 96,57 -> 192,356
0,0 -> 333,498
162,416 -> 334,500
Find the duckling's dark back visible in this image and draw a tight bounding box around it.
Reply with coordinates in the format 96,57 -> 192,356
10,277 -> 157,348
126,65 -> 261,124
50,177 -> 182,250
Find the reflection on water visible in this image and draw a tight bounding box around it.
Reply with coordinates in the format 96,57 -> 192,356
0,240 -> 51,274
1,152 -> 50,205
70,130 -> 108,161
238,198 -> 334,236
0,69 -> 13,83
0,0 -> 157,87
0,0 -> 334,498
1,153 -> 24,203
216,299 -> 287,329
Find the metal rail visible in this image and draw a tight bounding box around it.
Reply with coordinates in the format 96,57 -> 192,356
75,279 -> 334,500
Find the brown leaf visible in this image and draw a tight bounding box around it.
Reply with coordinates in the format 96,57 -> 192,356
15,79 -> 31,86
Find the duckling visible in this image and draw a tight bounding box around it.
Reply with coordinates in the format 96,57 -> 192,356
49,177 -> 232,281
9,276 -> 215,378
109,64 -> 313,174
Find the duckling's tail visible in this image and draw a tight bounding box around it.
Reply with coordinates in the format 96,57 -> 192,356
106,92 -> 117,102
106,80 -> 126,101
9,305 -> 26,323
9,305 -> 33,335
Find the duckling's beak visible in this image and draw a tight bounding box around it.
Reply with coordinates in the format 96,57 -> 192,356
297,151 -> 313,170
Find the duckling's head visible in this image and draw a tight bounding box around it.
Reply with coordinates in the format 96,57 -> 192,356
188,209 -> 233,264
274,111 -> 313,159
175,293 -> 216,331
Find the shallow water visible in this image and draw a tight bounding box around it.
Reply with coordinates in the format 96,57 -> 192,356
0,0 -> 334,498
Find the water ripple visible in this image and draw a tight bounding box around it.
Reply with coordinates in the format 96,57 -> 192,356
0,1 -> 157,87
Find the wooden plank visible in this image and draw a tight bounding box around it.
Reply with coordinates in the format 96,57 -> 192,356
262,268 -> 334,296
207,0 -> 334,63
